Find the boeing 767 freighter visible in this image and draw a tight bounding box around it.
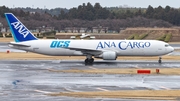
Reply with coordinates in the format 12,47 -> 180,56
5,13 -> 174,65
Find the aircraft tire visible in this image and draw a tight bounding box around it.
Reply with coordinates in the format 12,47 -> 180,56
158,59 -> 162,63
85,58 -> 94,65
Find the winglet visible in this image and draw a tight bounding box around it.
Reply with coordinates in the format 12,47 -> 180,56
5,13 -> 38,42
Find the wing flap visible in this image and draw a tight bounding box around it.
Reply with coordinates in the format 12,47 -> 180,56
67,47 -> 103,55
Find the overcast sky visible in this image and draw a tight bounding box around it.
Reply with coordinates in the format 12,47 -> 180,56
0,0 -> 180,9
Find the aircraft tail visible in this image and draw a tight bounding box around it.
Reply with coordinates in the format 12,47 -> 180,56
5,13 -> 38,42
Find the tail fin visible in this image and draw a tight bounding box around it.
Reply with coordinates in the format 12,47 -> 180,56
5,13 -> 37,42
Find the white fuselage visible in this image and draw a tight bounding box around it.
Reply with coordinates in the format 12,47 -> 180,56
9,39 -> 174,57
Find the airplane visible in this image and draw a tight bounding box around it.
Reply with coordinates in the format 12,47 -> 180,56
5,13 -> 174,65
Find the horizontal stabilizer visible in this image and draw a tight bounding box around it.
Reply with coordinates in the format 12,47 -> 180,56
8,42 -> 31,47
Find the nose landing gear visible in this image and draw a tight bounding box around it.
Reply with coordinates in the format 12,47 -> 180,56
158,56 -> 162,63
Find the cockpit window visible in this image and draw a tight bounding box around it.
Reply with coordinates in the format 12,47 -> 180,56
165,44 -> 169,47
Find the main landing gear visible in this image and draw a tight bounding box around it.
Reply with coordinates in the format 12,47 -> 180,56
158,56 -> 162,63
85,55 -> 94,65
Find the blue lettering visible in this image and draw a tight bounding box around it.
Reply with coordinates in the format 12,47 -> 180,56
145,42 -> 150,47
64,41 -> 70,47
139,42 -> 144,48
50,41 -> 58,48
57,41 -> 64,48
50,41 -> 70,48
111,42 -> 116,48
119,41 -> 151,50
96,42 -> 103,49
96,41 -> 117,49
118,41 -> 127,50
133,42 -> 139,48
127,42 -> 133,49
96,41 -> 151,50
104,41 -> 110,48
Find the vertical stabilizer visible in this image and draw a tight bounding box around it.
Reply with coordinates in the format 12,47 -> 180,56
5,13 -> 37,42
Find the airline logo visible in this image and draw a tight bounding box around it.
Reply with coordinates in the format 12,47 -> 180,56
96,41 -> 151,50
11,21 -> 30,38
50,41 -> 70,48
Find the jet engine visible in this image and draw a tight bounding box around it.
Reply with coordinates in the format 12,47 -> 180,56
95,51 -> 117,60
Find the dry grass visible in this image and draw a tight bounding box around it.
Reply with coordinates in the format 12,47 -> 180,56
169,42 -> 180,44
0,38 -> 14,42
0,52 -> 86,60
49,68 -> 180,75
48,90 -> 180,100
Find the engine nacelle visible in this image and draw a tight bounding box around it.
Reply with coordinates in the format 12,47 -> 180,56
95,51 -> 117,60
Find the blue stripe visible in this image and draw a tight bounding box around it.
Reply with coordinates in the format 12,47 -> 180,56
5,14 -> 19,42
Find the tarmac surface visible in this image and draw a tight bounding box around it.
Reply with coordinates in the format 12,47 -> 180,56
0,42 -> 180,101
0,60 -> 180,101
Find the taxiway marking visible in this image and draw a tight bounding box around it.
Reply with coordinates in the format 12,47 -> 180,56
89,66 -> 98,70
96,88 -> 109,91
34,90 -> 52,94
159,86 -> 171,90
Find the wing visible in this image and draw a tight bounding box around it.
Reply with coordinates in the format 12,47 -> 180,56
66,47 -> 103,55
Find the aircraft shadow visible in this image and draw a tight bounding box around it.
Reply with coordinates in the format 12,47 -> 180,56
59,60 -> 176,65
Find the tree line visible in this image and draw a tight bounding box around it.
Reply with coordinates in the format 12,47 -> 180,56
0,3 -> 180,32
56,4 -> 180,26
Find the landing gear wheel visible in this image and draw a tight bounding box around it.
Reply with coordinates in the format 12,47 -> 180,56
85,58 -> 94,65
158,57 -> 162,63
89,58 -> 94,64
158,59 -> 162,63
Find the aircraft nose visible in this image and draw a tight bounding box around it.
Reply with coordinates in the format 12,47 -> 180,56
169,46 -> 174,53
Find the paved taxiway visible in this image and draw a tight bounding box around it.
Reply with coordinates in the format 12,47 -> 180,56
0,60 -> 180,101
0,42 -> 180,100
